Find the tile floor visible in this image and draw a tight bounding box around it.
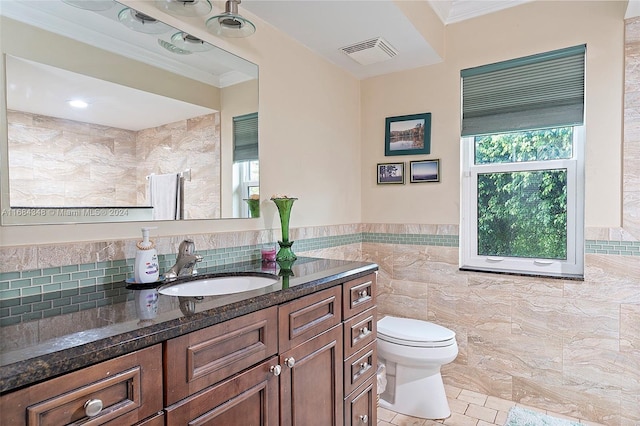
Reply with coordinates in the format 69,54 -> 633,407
377,385 -> 606,426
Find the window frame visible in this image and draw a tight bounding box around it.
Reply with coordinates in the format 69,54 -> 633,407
460,126 -> 585,278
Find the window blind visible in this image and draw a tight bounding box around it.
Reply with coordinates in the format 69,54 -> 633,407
461,45 -> 585,136
233,112 -> 258,162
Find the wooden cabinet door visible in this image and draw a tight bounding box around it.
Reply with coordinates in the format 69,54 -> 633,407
165,356 -> 280,426
279,324 -> 344,426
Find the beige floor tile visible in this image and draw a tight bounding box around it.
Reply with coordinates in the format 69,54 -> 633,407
449,397 -> 470,414
495,410 -> 509,425
477,421 -> 497,426
377,421 -> 395,426
378,407 -> 397,422
389,413 -> 428,426
465,404 -> 497,423
444,384 -> 463,398
441,412 -> 479,425
484,396 -> 516,412
458,389 -> 488,406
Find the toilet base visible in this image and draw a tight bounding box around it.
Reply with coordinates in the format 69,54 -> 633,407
379,365 -> 451,420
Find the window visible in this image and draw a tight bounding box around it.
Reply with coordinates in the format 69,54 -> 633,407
232,113 -> 259,217
460,46 -> 585,278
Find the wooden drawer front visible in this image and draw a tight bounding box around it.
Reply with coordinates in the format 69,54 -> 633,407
278,286 -> 342,352
135,411 -> 164,426
165,306 -> 278,405
342,274 -> 376,320
343,307 -> 377,359
344,376 -> 377,426
165,356 -> 280,426
0,345 -> 162,426
344,342 -> 377,396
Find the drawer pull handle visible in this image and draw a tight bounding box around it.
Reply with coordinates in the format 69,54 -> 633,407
270,365 -> 282,376
359,362 -> 370,373
358,289 -> 368,299
359,414 -> 369,423
84,399 -> 103,417
359,326 -> 370,338
284,357 -> 296,368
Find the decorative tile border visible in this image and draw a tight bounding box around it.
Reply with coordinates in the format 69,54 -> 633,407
0,233 -> 637,326
585,239 -> 640,256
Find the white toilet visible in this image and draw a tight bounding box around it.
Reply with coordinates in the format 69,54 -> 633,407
377,315 -> 458,420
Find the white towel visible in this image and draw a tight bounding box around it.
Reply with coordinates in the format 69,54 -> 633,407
149,173 -> 181,220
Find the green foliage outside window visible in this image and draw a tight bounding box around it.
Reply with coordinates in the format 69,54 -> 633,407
474,128 -> 573,260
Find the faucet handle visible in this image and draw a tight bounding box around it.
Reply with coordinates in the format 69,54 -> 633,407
178,239 -> 195,255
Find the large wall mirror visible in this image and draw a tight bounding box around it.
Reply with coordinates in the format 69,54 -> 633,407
0,0 -> 259,225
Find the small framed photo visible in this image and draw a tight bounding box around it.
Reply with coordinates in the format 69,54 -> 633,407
410,159 -> 440,183
385,112 -> 431,156
377,162 -> 405,184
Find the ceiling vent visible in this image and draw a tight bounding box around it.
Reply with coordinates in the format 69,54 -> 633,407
341,37 -> 398,66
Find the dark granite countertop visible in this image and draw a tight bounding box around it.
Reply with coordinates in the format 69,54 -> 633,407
0,257 -> 377,394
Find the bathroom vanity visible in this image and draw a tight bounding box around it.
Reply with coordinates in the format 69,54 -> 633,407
0,257 -> 378,425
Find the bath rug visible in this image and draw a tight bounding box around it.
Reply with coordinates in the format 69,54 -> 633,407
504,406 -> 581,426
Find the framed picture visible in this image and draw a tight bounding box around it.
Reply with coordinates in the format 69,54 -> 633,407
377,162 -> 405,184
385,112 -> 431,156
410,159 -> 440,183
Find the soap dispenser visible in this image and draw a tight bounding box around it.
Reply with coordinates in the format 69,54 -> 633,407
134,227 -> 159,283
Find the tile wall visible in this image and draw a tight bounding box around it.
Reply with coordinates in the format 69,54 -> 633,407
0,225 -> 638,425
7,111 -> 220,219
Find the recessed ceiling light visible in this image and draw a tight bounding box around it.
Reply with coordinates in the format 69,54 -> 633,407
68,99 -> 89,108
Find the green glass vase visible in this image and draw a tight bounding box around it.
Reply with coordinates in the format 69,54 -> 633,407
244,198 -> 260,218
271,197 -> 297,261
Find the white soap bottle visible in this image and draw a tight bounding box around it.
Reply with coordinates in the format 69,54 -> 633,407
134,227 -> 159,283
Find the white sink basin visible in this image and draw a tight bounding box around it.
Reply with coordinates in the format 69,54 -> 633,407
158,274 -> 280,297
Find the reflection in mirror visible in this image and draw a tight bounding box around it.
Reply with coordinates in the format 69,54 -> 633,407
0,0 -> 259,225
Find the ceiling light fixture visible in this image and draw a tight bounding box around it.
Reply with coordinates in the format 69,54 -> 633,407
170,32 -> 214,52
118,8 -> 171,34
155,0 -> 212,17
206,0 -> 255,38
158,39 -> 193,55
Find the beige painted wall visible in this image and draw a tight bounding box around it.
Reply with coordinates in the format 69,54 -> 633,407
0,1 -> 362,246
361,0 -> 626,228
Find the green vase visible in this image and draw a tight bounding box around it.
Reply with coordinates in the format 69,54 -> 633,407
244,199 -> 260,218
271,197 -> 297,261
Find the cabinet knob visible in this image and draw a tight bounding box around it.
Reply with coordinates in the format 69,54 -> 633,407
358,289 -> 368,298
359,362 -> 370,373
84,399 -> 103,417
359,414 -> 369,423
359,326 -> 369,338
270,365 -> 282,376
284,357 -> 296,368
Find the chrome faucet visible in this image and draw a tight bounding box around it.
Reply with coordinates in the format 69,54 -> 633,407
165,239 -> 203,280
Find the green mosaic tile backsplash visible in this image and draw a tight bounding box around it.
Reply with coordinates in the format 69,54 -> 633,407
0,234 -> 637,326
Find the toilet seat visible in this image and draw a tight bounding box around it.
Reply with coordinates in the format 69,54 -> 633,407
378,316 -> 456,348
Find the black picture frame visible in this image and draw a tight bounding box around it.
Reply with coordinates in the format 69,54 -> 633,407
385,112 -> 431,156
377,162 -> 405,184
410,159 -> 440,183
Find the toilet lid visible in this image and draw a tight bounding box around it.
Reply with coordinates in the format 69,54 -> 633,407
377,316 -> 456,347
